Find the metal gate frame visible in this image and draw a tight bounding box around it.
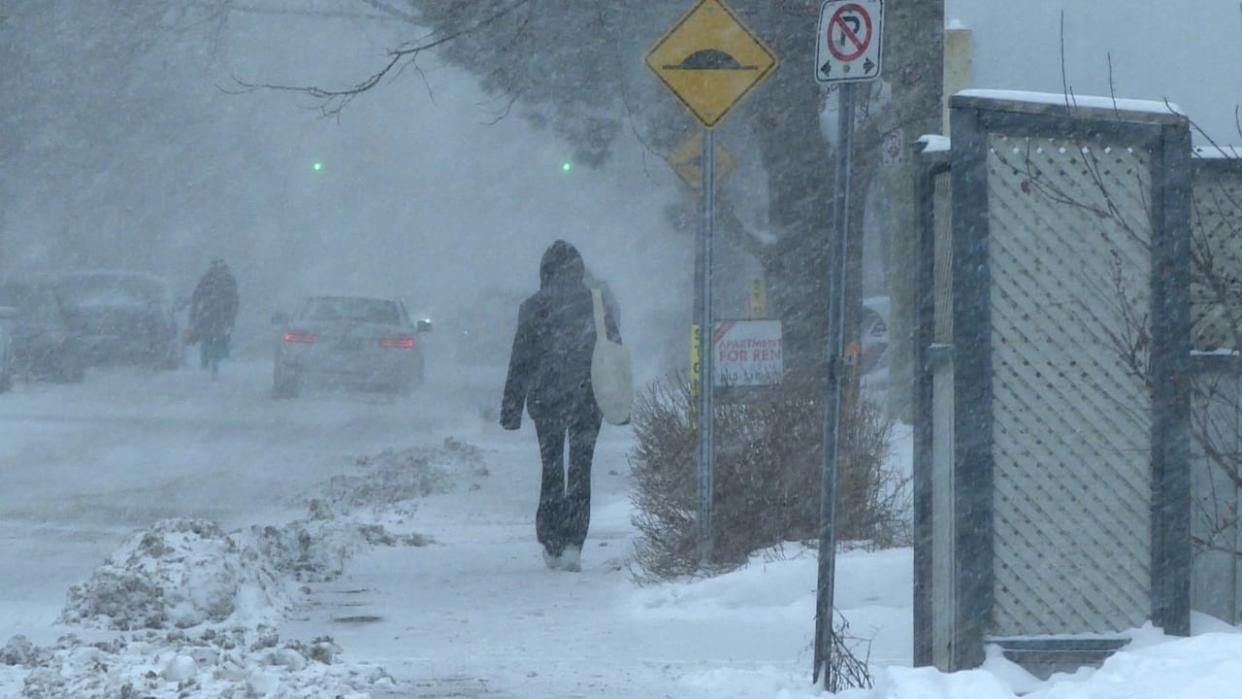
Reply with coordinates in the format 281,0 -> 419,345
1187,150 -> 1242,626
913,93 -> 1193,672
913,139 -> 950,669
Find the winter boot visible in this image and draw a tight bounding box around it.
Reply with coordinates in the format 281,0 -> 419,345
560,545 -> 582,573
542,548 -> 562,570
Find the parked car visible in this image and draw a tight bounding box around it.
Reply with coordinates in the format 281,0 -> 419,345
0,279 -> 85,382
54,271 -> 181,369
0,306 -> 15,392
272,295 -> 431,398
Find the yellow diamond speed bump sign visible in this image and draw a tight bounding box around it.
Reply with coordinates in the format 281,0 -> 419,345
667,131 -> 737,190
646,0 -> 779,129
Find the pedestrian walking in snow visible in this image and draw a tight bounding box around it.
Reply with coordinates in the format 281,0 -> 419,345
502,240 -> 622,572
187,259 -> 239,380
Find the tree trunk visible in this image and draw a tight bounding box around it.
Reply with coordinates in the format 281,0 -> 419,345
881,0 -> 945,422
741,1 -> 835,391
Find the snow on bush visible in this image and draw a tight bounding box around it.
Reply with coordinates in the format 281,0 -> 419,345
59,519 -> 292,631
7,627 -> 393,698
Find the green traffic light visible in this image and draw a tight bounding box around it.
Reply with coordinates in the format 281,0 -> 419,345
313,161 -> 323,172
561,161 -> 573,173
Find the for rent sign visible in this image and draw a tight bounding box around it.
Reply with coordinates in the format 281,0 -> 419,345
713,320 -> 783,386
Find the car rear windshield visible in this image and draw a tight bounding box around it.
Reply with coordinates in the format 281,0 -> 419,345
59,275 -> 166,309
299,297 -> 402,325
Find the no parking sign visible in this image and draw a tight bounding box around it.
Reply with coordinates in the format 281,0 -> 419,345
815,0 -> 884,84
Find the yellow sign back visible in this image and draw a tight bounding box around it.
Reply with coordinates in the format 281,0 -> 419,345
667,131 -> 737,190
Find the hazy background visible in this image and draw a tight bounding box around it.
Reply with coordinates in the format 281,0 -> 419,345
4,0 -> 1241,385
0,5 -> 690,380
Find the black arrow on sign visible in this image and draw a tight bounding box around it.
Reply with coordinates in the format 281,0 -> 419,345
821,61 -> 832,76
863,58 -> 875,73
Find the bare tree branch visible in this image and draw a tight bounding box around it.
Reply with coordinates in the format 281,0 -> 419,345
230,0 -> 531,117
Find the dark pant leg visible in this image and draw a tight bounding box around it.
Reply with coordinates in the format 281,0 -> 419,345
563,407 -> 602,549
534,418 -> 568,555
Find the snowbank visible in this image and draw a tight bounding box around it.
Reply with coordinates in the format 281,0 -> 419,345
317,437 -> 488,513
2,627 -> 392,698
243,518 -> 431,585
845,629 -> 1242,699
59,516 -> 430,632
33,440 -> 479,695
60,439 -> 469,632
673,623 -> 1242,699
631,546 -> 910,625
59,519 -> 292,631
637,546 -> 1241,699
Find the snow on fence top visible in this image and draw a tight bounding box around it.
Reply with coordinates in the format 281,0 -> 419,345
918,137 -> 1241,161
916,134 -> 951,153
953,89 -> 1185,124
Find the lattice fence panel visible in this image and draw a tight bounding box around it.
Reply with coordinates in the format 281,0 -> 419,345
1190,371 -> 1242,624
985,134 -> 1154,636
1191,166 -> 1242,351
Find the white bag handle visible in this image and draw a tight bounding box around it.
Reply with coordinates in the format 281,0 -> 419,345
592,289 -> 608,339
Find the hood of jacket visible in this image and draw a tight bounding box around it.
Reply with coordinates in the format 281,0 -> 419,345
539,240 -> 585,289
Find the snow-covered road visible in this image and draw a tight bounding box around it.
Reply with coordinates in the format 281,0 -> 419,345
0,361 -> 469,640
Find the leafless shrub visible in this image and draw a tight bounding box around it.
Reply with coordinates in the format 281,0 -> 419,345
822,615 -> 875,692
629,372 -> 907,580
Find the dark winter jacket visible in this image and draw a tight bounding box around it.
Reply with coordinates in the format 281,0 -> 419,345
502,241 -> 621,428
189,262 -> 239,342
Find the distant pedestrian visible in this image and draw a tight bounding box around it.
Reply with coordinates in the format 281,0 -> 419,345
502,241 -> 622,572
188,259 -> 239,380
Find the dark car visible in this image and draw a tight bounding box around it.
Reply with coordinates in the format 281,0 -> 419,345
0,279 -> 85,382
55,271 -> 181,370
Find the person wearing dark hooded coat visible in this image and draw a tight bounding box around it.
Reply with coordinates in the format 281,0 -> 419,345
188,259 -> 239,379
502,241 -> 621,572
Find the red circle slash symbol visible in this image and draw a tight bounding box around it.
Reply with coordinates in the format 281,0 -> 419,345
827,4 -> 872,63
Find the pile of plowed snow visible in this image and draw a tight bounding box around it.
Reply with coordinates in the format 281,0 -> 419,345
318,437 -> 488,513
62,515 -> 431,631
27,439 -> 486,696
3,627 -> 393,698
59,439 -> 475,632
59,519 -> 292,631
245,517 -> 431,584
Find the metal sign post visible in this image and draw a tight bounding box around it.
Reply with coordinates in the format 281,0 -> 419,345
813,0 -> 882,689
647,0 -> 779,567
698,128 -> 717,564
814,80 -> 855,689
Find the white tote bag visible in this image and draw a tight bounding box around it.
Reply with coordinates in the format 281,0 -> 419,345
590,288 -> 634,426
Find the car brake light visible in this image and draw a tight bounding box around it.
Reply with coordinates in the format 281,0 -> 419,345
380,336 -> 415,349
283,331 -> 317,344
